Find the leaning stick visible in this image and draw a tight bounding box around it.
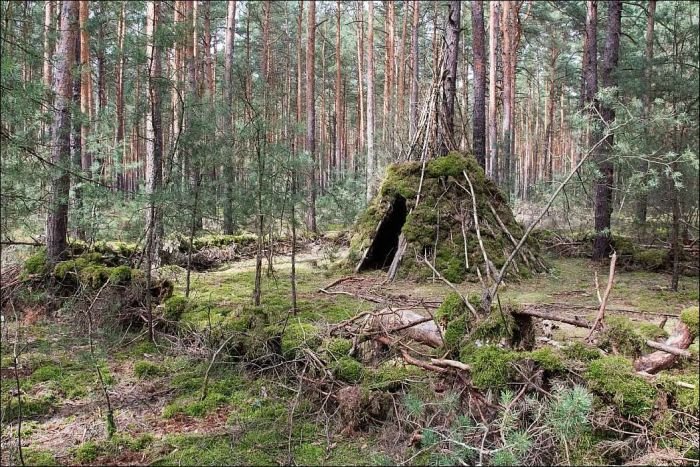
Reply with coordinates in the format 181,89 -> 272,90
586,252 -> 617,341
462,171 -> 493,286
421,255 -> 478,318
489,132 -> 613,301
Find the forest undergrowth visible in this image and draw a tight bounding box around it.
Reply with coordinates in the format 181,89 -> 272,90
1,235 -> 698,466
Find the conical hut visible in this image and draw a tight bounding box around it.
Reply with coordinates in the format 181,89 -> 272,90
349,152 -> 546,283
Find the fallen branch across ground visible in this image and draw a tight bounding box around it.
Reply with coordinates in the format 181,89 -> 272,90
634,320 -> 695,373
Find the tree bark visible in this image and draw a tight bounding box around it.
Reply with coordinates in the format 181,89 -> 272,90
43,0 -> 54,89
78,0 -> 91,177
366,0 -> 375,201
145,0 -> 163,268
471,1 -> 486,168
382,1 -> 394,149
635,0 -> 656,229
115,2 -> 126,192
592,0 -> 621,261
305,0 -> 317,232
500,1 -> 520,198
439,0 -> 461,156
223,0 -> 237,234
409,0 -> 419,144
46,0 -> 77,265
488,1 -> 499,181
634,321 -> 693,374
334,1 -> 343,176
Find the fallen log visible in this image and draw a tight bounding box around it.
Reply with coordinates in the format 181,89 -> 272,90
634,321 -> 694,373
644,340 -> 694,359
368,308 -> 444,348
512,307 -> 592,328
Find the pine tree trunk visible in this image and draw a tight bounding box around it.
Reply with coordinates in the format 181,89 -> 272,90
78,0 -> 91,177
471,1 -> 486,168
409,0 -> 419,143
356,3 -> 365,156
115,2 -> 126,192
223,0 -> 237,234
335,1 -> 343,176
366,0 -> 375,201
592,0 -> 621,261
46,0 -> 77,265
488,1 -> 499,181
635,0 -> 656,230
439,0 -> 461,156
305,0 -> 317,232
382,1 -> 394,149
145,0 -> 163,268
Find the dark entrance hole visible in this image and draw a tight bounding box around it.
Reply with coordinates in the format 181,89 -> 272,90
359,195 -> 408,271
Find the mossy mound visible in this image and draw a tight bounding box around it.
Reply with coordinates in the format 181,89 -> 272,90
585,356 -> 657,417
350,152 -> 545,283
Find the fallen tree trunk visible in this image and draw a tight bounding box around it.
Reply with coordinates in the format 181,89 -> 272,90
512,307 -> 592,328
634,321 -> 694,373
369,308 -> 444,348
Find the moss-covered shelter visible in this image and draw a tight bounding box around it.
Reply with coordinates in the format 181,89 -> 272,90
349,152 -> 546,283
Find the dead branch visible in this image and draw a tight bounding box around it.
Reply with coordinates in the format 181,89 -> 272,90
421,255 -> 478,318
318,287 -> 384,303
634,321 -> 694,373
644,340 -> 694,359
490,132 -> 613,302
513,307 -> 592,328
462,171 -> 493,287
587,252 -> 618,341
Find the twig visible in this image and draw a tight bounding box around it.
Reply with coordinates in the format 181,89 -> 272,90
462,171 -> 493,288
11,300 -> 25,466
421,255 -> 478,318
586,252 -> 617,341
84,279 -> 117,438
201,333 -> 239,401
489,132 -> 612,302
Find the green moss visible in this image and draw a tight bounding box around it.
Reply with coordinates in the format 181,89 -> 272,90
634,248 -> 668,271
1,394 -> 55,421
611,235 -> 637,257
598,316 -> 646,357
134,360 -> 165,378
323,338 -> 353,358
585,356 -> 657,417
108,265 -> 132,284
30,363 -> 62,382
73,441 -> 102,463
163,295 -> 189,321
459,345 -> 516,389
23,448 -> 58,466
294,443 -> 325,465
154,434 -> 240,466
330,357 -> 364,383
443,315 -> 467,350
366,362 -> 423,390
525,347 -> 564,371
281,323 -> 321,358
680,306 -> 699,338
658,372 -> 699,414
563,342 -> 601,362
23,248 -> 48,276
470,309 -> 516,344
425,152 -> 472,178
163,392 -> 229,418
636,322 -> 668,341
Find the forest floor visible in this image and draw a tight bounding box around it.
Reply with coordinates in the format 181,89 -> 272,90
1,241 -> 698,466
